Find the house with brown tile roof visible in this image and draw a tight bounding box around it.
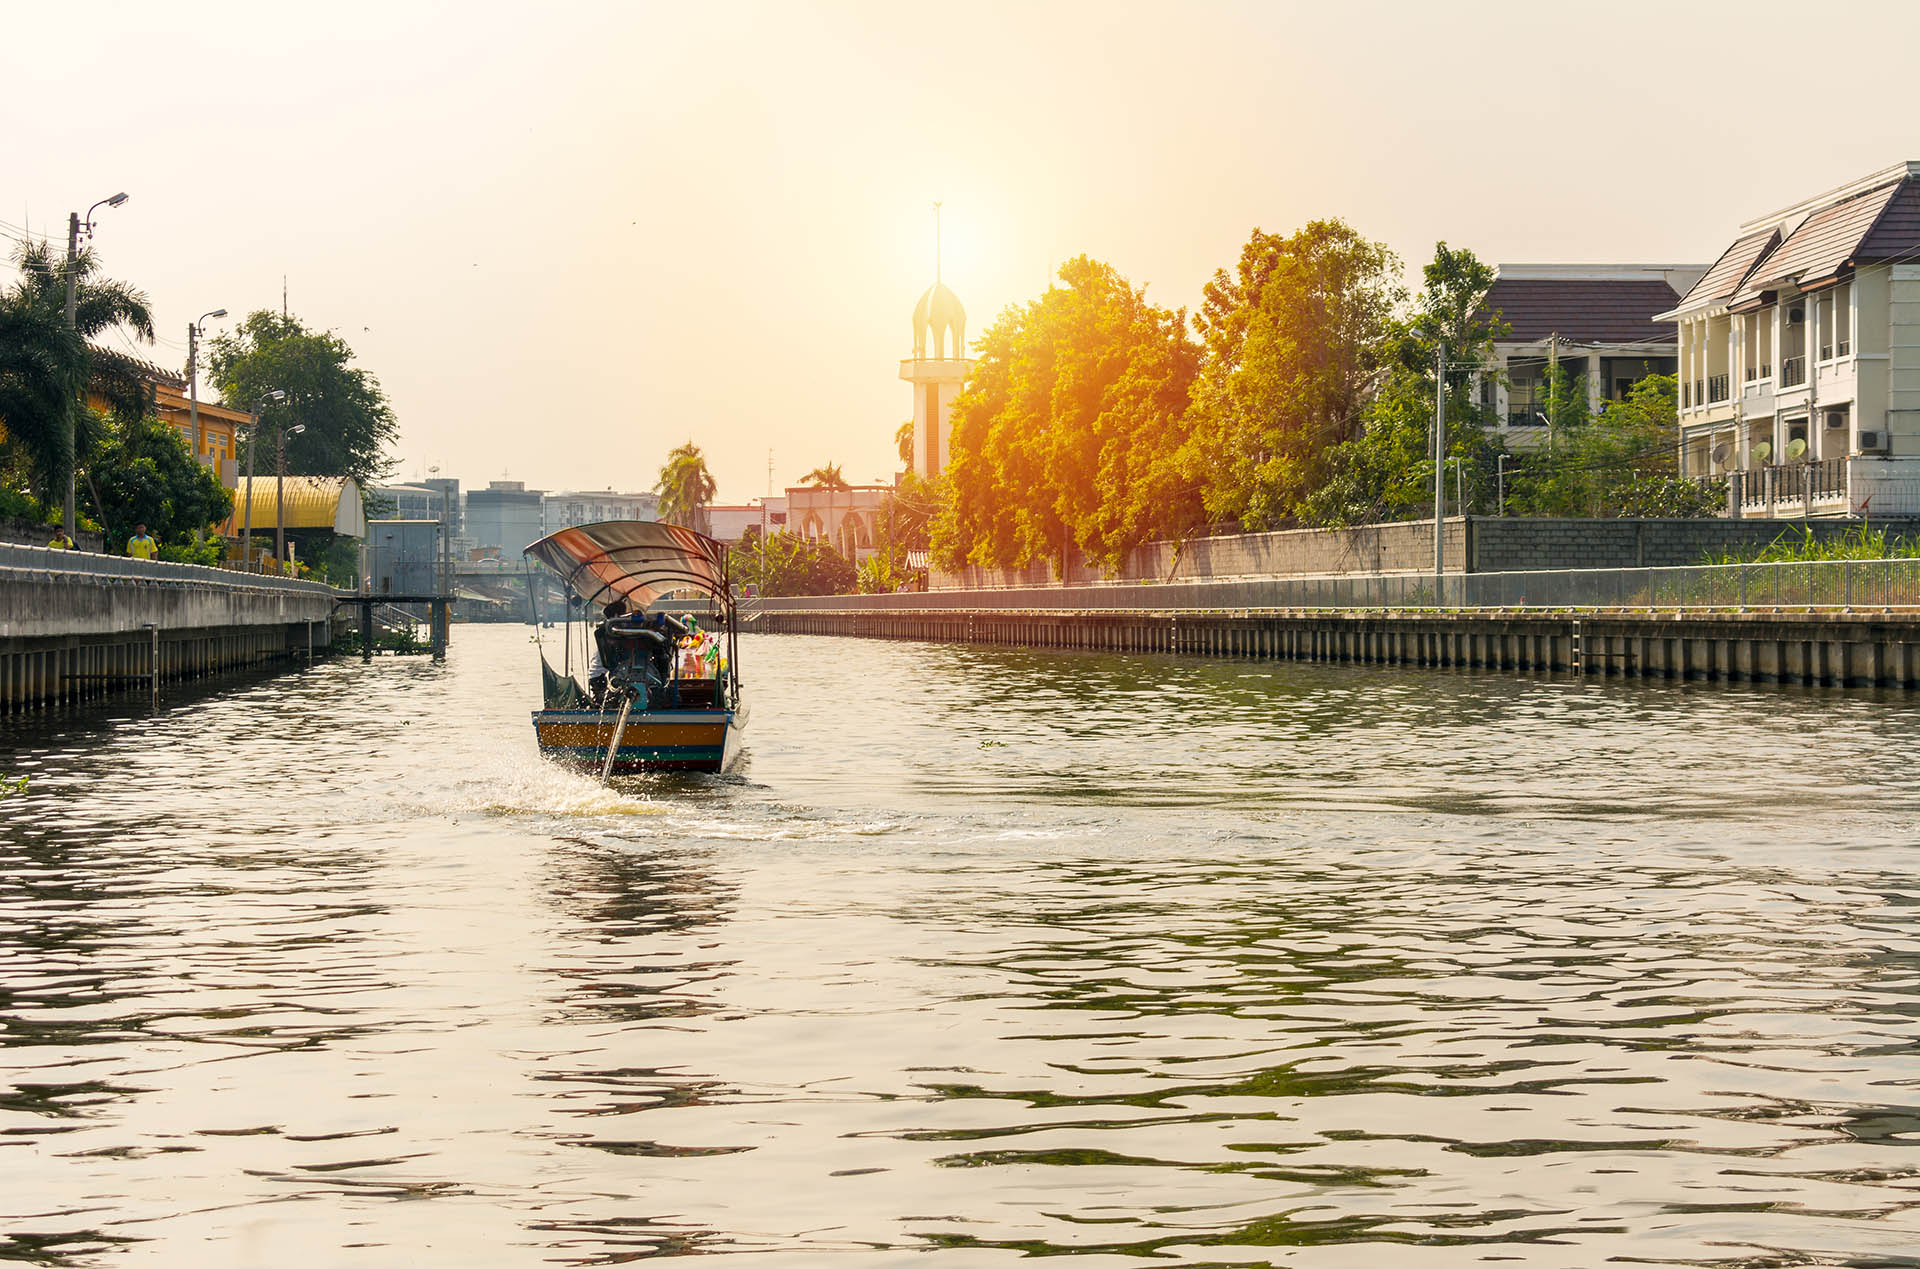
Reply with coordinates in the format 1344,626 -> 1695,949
1662,160 -> 1920,517
1479,264 -> 1705,448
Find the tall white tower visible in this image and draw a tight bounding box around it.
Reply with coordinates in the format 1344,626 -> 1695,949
900,204 -> 972,481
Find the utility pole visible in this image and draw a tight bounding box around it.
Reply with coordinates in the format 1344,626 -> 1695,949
243,407 -> 258,569
275,422 -> 288,567
187,322 -> 203,462
63,212 -> 79,539
61,193 -> 129,539
1434,341 -> 1446,583
185,309 -> 227,467
1547,332 -> 1559,455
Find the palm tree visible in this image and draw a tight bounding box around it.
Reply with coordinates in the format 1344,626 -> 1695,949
0,240 -> 155,508
798,462 -> 850,491
895,421 -> 913,467
798,462 -> 852,555
655,441 -> 717,535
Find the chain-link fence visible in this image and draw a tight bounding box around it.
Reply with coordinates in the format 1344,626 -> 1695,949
744,556 -> 1920,614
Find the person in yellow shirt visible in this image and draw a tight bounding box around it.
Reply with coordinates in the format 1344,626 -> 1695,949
126,524 -> 158,560
47,530 -> 73,550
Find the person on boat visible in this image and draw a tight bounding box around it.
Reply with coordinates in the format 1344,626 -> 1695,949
592,601 -> 680,706
588,600 -> 625,704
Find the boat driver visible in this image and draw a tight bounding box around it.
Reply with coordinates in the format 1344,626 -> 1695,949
591,601 -> 677,705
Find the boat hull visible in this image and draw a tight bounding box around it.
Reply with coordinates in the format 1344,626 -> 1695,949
532,707 -> 742,774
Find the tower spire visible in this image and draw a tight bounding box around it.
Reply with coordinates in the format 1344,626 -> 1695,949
933,200 -> 942,284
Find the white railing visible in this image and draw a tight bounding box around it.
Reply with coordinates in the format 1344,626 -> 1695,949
0,543 -> 337,595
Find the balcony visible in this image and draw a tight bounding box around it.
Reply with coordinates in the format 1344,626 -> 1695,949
1735,456 -> 1853,515
1707,374 -> 1729,403
1780,356 -> 1806,388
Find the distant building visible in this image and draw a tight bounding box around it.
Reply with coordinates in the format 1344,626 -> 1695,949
466,480 -> 545,555
422,476 -> 462,534
786,483 -> 892,561
541,488 -> 659,534
708,499 -> 788,545
371,483 -> 445,522
1664,160 -> 1920,517
1480,264 -> 1706,447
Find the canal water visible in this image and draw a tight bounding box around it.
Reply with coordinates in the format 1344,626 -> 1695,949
6,624 -> 1920,1266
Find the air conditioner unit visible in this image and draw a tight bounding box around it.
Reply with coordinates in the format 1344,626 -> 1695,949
1858,429 -> 1889,453
1790,307 -> 1805,323
1825,411 -> 1849,429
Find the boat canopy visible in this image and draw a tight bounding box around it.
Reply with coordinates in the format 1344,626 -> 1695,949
523,520 -> 730,610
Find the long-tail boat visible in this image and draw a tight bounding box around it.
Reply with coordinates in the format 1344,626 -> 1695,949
524,521 -> 745,777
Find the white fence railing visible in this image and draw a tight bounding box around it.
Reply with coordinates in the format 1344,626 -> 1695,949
0,543 -> 337,596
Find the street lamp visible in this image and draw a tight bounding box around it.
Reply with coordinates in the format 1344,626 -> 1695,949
276,423 -> 307,568
430,464 -> 450,659
187,308 -> 227,466
242,389 -> 285,570
63,191 -> 130,538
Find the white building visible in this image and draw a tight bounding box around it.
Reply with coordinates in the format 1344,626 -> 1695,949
707,499 -> 788,545
786,483 -> 892,561
1665,161 -> 1920,517
1481,264 -> 1705,447
899,273 -> 972,480
541,489 -> 659,534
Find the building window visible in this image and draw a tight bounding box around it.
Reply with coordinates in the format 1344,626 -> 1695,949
1836,282 -> 1852,356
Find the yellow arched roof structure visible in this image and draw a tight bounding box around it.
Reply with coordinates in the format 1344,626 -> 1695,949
219,477 -> 366,537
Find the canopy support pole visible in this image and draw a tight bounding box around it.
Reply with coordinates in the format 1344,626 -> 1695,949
600,693 -> 633,784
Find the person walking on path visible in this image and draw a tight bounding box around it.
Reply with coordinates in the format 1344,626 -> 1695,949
47,529 -> 74,551
126,524 -> 158,560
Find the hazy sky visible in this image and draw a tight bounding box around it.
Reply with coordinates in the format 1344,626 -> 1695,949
10,0 -> 1920,502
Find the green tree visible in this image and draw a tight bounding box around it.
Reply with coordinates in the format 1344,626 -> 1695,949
208,311 -> 397,487
1177,221 -> 1403,530
0,240 -> 155,508
731,527 -> 854,596
895,421 -> 913,466
933,255 -> 1200,574
1619,474 -> 1726,518
86,414 -> 233,552
861,470 -> 937,591
798,463 -> 850,490
1511,373 -> 1686,517
1302,243 -> 1506,526
655,441 -> 717,535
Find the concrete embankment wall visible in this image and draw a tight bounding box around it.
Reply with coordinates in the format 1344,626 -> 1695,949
1,546 -> 338,712
933,516 -> 1920,589
752,603 -> 1920,690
